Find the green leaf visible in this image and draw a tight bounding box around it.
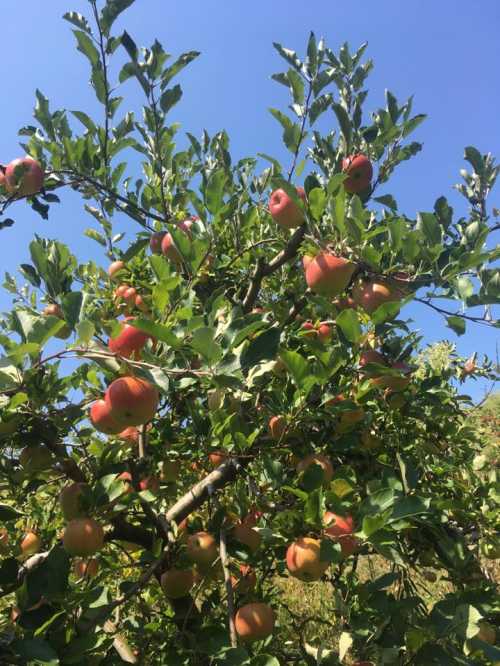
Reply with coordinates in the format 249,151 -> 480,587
191,327 -> 222,364
162,51 -> 201,87
362,511 -> 390,537
240,328 -> 280,369
73,30 -> 100,67
122,237 -> 149,261
332,102 -> 351,148
280,350 -> 309,390
129,319 -> 182,349
306,32 -> 318,76
160,84 -> 183,114
11,637 -> 59,663
269,109 -> 302,153
319,538 -> 343,564
446,315 -> 466,336
336,309 -> 362,343
309,94 -> 332,124
272,42 -> 303,71
374,194 -> 398,211
416,212 -> 442,245
61,291 -> 83,329
204,169 -> 227,215
71,110 -> 97,134
101,0 -> 135,35
250,655 -> 280,666
63,11 -> 91,33
19,264 -> 41,288
0,504 -> 22,521
26,546 -> 70,602
390,496 -> 430,522
464,146 -> 484,175
307,187 -> 326,220
287,69 -> 305,105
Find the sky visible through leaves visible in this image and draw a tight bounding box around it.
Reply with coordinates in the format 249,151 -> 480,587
0,0 -> 498,401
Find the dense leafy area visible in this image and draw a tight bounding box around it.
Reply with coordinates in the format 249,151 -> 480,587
0,1 -> 498,664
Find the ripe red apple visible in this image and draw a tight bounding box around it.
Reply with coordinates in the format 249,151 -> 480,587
234,602 -> 275,642
123,287 -> 137,307
269,186 -> 306,229
269,415 -> 287,441
5,156 -> 44,197
19,445 -> 53,474
342,154 -> 373,194
104,376 -> 159,427
208,449 -> 228,466
305,252 -> 356,297
117,471 -> 134,494
323,512 -> 358,557
296,454 -> 334,485
231,524 -> 261,553
59,482 -> 91,521
63,518 -> 104,556
73,558 -> 99,579
117,426 -> 140,445
160,568 -> 194,599
107,261 -> 125,279
161,460 -> 181,483
286,537 -> 329,581
302,254 -> 313,270
352,280 -> 401,314
301,321 -> 317,338
150,231 -> 166,254
42,303 -> 71,339
108,319 -> 152,359
20,531 -> 41,558
114,284 -> 129,300
134,294 -> 149,313
161,219 -> 193,263
186,532 -> 217,565
317,322 -> 332,343
90,399 -> 123,435
231,564 -> 257,593
138,475 -> 160,494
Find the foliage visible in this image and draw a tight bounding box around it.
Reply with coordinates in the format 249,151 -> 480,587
0,1 -> 499,664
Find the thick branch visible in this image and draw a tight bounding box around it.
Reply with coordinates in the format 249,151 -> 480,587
242,225 -> 306,312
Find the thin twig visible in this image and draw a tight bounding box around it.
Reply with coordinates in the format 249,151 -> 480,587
220,526 -> 238,648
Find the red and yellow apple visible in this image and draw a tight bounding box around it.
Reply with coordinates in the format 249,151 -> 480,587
305,252 -> 356,297
269,186 -> 306,229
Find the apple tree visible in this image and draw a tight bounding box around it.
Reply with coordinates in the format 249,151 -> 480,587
0,1 -> 498,664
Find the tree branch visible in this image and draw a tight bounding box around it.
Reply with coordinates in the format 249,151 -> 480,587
219,527 -> 238,648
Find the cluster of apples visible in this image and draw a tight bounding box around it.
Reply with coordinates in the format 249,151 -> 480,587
268,154 -> 407,314
58,482 -> 105,559
108,261 -> 151,315
158,518 -> 274,642
149,217 -> 195,264
0,156 -> 44,197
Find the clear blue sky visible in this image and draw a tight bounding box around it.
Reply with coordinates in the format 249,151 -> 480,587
1,1 -> 498,401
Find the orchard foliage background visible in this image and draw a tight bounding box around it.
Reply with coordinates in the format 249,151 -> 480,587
0,0 -> 499,664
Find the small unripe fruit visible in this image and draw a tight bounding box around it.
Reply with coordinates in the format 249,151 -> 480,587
208,449 -> 228,466
63,518 -> 104,557
286,537 -> 329,581
317,322 -> 332,343
234,602 -> 275,642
